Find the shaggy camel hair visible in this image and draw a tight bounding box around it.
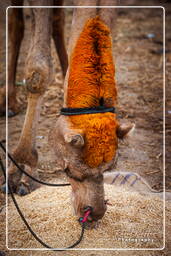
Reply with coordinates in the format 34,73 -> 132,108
67,17 -> 118,168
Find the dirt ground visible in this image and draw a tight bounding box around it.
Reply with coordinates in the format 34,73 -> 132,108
0,0 -> 171,255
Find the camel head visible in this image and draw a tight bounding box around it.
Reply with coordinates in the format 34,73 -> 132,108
49,115 -> 134,227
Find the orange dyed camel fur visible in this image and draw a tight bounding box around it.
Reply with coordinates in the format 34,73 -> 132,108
67,17 -> 118,168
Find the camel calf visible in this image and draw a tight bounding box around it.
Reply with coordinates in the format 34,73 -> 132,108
1,0 -> 134,226
49,0 -> 134,226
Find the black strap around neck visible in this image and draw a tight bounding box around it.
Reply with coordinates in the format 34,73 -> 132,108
60,106 -> 115,116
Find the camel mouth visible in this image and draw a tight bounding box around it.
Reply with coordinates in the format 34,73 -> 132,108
77,203 -> 106,229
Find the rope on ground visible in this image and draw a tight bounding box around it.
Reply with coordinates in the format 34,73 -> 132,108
0,157 -> 86,251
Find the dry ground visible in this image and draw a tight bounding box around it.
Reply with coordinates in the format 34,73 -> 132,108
0,0 -> 171,255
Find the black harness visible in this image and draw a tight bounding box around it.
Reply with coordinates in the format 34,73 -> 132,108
60,106 -> 115,116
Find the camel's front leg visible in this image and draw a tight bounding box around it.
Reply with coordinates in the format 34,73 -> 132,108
1,5 -> 53,195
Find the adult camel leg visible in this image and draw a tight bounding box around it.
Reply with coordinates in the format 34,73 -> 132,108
52,0 -> 68,77
8,0 -> 24,117
98,0 -> 117,28
1,2 -> 53,195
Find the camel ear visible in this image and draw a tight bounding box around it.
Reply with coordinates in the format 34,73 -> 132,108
117,123 -> 135,139
64,132 -> 84,147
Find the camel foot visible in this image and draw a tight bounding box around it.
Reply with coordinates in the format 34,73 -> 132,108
8,109 -> 18,118
16,178 -> 40,196
0,164 -> 39,196
0,168 -> 21,194
8,98 -> 21,117
1,183 -> 10,194
16,183 -> 30,196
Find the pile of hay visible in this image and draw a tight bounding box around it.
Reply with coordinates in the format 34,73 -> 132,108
0,179 -> 170,256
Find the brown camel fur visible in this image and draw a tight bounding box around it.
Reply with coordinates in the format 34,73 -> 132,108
1,0 -> 134,226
